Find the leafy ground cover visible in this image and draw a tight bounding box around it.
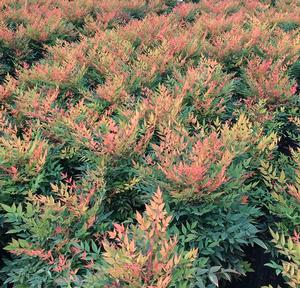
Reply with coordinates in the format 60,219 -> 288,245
0,0 -> 299,287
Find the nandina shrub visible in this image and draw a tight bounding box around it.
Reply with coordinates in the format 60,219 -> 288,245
1,174 -> 108,287
265,230 -> 300,288
0,109 -> 49,204
0,0 -> 300,287
170,200 -> 264,288
242,57 -> 297,107
174,57 -> 236,123
147,114 -> 277,202
1,187 -> 197,288
131,113 -> 281,286
93,188 -> 198,288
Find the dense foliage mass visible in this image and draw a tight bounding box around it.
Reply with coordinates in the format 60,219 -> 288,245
0,0 -> 299,287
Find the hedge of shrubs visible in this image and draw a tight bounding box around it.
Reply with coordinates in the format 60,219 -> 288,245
0,0 -> 299,287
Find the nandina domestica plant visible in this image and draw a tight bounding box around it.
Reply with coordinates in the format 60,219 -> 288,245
0,0 -> 299,288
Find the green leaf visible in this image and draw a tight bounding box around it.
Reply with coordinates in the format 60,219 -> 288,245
17,204 -> 22,214
1,203 -> 12,213
92,240 -> 98,253
182,224 -> 187,235
209,266 -> 221,273
208,273 -> 219,287
252,238 -> 267,250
